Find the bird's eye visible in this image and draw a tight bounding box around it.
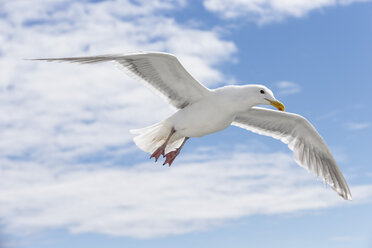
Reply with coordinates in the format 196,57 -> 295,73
260,90 -> 265,94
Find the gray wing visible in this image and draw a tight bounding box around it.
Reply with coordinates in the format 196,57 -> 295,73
30,52 -> 210,109
232,107 -> 352,200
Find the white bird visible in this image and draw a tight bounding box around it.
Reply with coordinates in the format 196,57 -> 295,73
30,52 -> 352,200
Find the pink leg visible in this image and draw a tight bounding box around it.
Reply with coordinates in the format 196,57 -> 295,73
163,137 -> 189,166
150,128 -> 176,162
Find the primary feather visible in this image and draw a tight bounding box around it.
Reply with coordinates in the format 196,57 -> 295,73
30,52 -> 352,200
30,52 -> 210,109
233,107 -> 352,200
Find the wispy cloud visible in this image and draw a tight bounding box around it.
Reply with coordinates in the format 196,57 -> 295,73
0,0 -> 236,162
203,0 -> 372,24
274,81 -> 301,96
316,110 -> 342,121
1,0 -> 371,243
316,104 -> 364,121
1,148 -> 371,239
0,0 -> 239,239
345,122 -> 371,130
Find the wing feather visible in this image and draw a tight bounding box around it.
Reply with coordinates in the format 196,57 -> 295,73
233,107 -> 352,200
30,52 -> 210,109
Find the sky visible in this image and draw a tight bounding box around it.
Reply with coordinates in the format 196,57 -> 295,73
0,0 -> 372,247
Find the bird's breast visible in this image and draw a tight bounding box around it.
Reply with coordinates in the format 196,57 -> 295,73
167,97 -> 237,137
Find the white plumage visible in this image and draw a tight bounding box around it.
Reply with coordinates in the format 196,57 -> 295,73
31,52 -> 352,200
233,107 -> 351,200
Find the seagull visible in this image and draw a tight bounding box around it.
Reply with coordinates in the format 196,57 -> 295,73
30,52 -> 352,200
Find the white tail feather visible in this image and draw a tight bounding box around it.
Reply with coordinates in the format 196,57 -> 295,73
130,121 -> 183,154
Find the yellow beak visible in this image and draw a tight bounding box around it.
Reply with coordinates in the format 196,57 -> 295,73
266,99 -> 285,111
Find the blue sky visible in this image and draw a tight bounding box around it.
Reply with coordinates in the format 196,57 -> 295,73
0,0 -> 372,247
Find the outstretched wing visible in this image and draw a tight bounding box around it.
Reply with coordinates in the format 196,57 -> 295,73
30,52 -> 210,109
232,107 -> 352,200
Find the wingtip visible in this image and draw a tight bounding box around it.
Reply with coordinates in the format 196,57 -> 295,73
340,191 -> 352,201
24,58 -> 51,61
346,194 -> 353,201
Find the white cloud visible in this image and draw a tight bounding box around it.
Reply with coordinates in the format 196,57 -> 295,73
0,0 -> 238,238
345,122 -> 371,130
203,0 -> 372,24
274,81 -> 301,96
0,0 -> 236,162
1,0 -> 371,242
1,149 -> 371,239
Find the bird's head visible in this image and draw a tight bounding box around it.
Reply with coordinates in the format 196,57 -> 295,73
251,85 -> 285,111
